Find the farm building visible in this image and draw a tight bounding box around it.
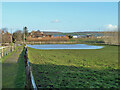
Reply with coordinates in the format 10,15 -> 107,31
73,35 -> 78,38
28,30 -> 53,38
27,30 -> 69,42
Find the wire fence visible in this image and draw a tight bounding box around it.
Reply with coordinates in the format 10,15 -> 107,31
24,46 -> 37,89
0,44 -> 17,59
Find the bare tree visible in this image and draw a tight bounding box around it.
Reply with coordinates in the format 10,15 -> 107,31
2,28 -> 12,43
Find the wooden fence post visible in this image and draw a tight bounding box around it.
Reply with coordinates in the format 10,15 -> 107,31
0,49 -> 1,59
6,47 -> 8,55
5,47 -> 6,56
24,46 -> 37,89
2,48 -> 3,57
0,53 -> 1,59
9,47 -> 10,53
14,44 -> 15,50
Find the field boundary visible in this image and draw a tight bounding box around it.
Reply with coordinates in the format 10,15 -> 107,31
0,44 -> 17,59
24,46 -> 37,89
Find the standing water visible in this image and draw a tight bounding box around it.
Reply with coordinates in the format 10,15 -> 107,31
27,44 -> 104,49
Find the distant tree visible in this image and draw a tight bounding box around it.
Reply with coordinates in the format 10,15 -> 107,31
68,35 -> 73,39
13,30 -> 23,43
1,28 -> 12,43
65,34 -> 68,37
2,28 -> 8,33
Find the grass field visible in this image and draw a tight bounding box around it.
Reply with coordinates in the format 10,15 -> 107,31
27,45 -> 119,88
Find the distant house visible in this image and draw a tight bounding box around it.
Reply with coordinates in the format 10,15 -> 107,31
86,34 -> 94,38
30,30 -> 44,38
28,30 -> 54,38
78,35 -> 86,38
73,35 -> 78,38
27,30 -> 69,42
72,34 -> 94,38
96,36 -> 102,38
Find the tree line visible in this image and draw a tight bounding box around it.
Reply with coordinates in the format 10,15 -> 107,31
0,27 -> 29,43
0,27 -> 119,45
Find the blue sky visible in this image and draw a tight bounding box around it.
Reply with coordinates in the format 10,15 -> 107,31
2,2 -> 118,32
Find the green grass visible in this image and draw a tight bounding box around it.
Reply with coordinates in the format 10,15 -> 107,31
28,45 -> 119,88
2,46 -> 25,88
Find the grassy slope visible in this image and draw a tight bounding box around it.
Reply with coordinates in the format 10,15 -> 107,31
2,46 -> 25,88
28,45 -> 119,88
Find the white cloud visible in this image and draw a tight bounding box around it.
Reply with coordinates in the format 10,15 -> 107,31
105,24 -> 118,31
51,19 -> 60,23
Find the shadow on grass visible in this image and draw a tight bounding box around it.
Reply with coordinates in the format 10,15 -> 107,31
30,63 -> 119,88
14,48 -> 25,88
2,47 -> 25,88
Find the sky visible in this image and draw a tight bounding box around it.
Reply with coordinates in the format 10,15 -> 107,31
2,2 -> 118,33
1,0 -> 120,2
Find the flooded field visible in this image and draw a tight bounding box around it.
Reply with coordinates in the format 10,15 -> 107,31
27,44 -> 104,49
